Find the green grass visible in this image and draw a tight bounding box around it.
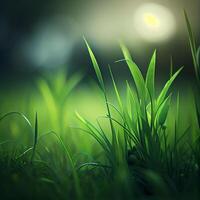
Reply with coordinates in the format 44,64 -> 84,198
0,11 -> 200,200
80,39 -> 198,196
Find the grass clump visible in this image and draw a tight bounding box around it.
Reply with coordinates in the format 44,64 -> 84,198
77,38 -> 199,198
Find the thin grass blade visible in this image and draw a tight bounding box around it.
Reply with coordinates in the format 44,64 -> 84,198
146,50 -> 156,99
84,38 -> 105,91
157,67 -> 183,108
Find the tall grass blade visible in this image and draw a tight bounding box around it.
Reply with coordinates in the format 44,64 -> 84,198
120,44 -> 146,103
155,95 -> 171,126
157,67 -> 183,108
184,10 -> 199,81
84,39 -> 117,148
31,112 -> 38,163
146,50 -> 156,99
119,42 -> 133,61
197,47 -> 200,68
109,66 -> 123,110
170,56 -> 173,78
84,38 -> 105,91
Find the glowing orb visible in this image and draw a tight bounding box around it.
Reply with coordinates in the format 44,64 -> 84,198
133,3 -> 176,42
144,13 -> 160,27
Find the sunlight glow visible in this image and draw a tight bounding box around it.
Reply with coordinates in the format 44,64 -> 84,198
133,3 -> 176,42
144,13 -> 160,27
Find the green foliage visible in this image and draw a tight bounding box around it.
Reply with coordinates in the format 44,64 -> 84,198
146,50 -> 156,99
37,70 -> 83,133
73,38 -> 200,199
184,10 -> 200,135
184,10 -> 200,83
84,38 -> 105,91
79,39 -> 187,181
84,39 -> 120,171
0,14 -> 200,198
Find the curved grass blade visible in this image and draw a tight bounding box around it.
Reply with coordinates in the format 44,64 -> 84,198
109,66 -> 123,110
197,46 -> 200,68
155,95 -> 171,127
31,112 -> 38,163
120,43 -> 146,104
0,112 -> 32,128
84,38 -> 105,91
184,10 -> 199,81
77,162 -> 111,171
157,67 -> 183,108
146,50 -> 156,99
84,38 -> 117,147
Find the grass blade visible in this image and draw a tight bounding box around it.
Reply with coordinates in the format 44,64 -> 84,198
157,67 -> 183,108
146,50 -> 156,99
31,112 -> 38,163
120,44 -> 146,103
109,66 -> 123,110
0,112 -> 32,128
184,10 -> 199,81
84,38 -> 105,91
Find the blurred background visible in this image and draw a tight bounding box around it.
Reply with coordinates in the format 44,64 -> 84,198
0,0 -> 200,83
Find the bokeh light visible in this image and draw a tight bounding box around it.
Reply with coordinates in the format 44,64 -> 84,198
133,3 -> 176,42
21,15 -> 79,69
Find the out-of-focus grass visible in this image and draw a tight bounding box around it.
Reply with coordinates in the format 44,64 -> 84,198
0,75 -> 109,199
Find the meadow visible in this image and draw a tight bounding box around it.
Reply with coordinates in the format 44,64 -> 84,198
0,12 -> 200,199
